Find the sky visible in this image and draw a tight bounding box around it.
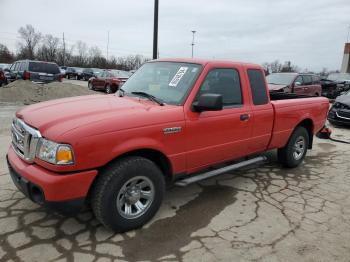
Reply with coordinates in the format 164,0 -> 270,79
0,0 -> 349,71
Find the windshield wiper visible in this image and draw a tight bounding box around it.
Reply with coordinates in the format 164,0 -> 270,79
131,91 -> 164,106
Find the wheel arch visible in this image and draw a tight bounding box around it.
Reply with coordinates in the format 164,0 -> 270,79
295,118 -> 314,149
89,147 -> 172,193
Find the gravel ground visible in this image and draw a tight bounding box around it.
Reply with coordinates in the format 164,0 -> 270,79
0,80 -> 97,104
0,101 -> 350,261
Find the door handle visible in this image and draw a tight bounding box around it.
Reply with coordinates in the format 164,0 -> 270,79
240,114 -> 250,121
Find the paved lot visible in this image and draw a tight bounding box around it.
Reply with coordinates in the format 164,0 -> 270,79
62,79 -> 88,87
1,102 -> 350,262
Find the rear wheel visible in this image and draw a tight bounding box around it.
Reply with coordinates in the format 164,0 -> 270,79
91,157 -> 165,232
278,126 -> 309,168
105,84 -> 112,94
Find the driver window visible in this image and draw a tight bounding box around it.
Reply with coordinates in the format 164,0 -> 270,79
295,76 -> 303,85
196,68 -> 242,106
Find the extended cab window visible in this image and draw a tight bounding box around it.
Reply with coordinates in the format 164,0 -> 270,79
196,68 -> 242,106
247,69 -> 268,105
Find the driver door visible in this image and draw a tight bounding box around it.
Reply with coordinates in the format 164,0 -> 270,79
293,75 -> 305,95
185,66 -> 253,172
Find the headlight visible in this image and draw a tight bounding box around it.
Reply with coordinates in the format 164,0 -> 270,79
36,138 -> 74,165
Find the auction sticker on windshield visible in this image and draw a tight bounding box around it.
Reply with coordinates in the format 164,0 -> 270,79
169,67 -> 188,87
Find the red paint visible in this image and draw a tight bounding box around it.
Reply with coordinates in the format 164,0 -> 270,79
8,59 -> 329,202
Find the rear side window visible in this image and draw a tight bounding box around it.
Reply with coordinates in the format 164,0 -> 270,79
247,69 -> 268,105
29,62 -> 60,74
302,75 -> 312,85
19,62 -> 26,71
312,75 -> 320,84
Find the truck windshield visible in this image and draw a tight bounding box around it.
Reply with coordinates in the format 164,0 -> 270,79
119,62 -> 202,105
266,73 -> 296,85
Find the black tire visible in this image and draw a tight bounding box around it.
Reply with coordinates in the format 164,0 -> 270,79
277,126 -> 309,168
88,82 -> 94,90
105,84 -> 112,94
91,156 -> 165,232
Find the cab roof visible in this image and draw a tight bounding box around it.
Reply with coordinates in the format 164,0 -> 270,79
152,58 -> 262,69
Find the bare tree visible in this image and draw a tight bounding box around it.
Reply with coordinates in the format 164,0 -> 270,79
74,41 -> 88,66
17,24 -> 41,59
37,34 -> 60,62
0,43 -> 14,63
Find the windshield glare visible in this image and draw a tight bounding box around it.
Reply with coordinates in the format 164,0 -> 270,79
266,73 -> 296,85
119,62 -> 202,105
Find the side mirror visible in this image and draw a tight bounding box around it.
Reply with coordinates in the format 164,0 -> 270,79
192,94 -> 223,112
294,81 -> 301,86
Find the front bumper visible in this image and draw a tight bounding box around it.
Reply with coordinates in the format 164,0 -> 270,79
7,146 -> 98,213
328,109 -> 350,126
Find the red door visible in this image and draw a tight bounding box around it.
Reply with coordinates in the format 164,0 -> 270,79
184,65 -> 253,173
293,75 -> 307,95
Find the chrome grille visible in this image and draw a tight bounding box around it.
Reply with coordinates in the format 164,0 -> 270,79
11,118 -> 41,163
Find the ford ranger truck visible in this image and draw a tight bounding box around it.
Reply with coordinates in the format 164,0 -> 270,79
7,59 -> 329,232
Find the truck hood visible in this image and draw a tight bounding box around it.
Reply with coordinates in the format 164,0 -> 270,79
268,84 -> 287,91
16,94 -> 183,141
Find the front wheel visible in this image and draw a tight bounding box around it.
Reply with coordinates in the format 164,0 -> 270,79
88,82 -> 94,90
278,126 -> 309,168
91,157 -> 165,232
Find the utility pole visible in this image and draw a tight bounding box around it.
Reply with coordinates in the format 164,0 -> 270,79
107,30 -> 110,61
62,32 -> 66,66
153,0 -> 159,59
191,30 -> 196,58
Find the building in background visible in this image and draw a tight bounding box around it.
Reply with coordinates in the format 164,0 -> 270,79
341,43 -> 350,73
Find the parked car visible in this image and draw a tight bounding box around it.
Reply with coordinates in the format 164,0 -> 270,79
7,58 -> 329,232
59,66 -> 67,75
75,67 -> 84,80
9,60 -> 62,83
88,69 -> 129,93
327,73 -> 350,93
0,68 -> 6,86
320,78 -> 340,99
328,90 -> 350,126
0,63 -> 16,85
267,73 -> 322,96
65,67 -> 77,79
81,68 -> 103,81
0,63 -> 10,70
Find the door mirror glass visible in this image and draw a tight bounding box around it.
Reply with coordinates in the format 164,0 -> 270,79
193,94 -> 223,112
294,81 -> 301,86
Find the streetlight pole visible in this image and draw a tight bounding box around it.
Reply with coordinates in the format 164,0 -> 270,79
191,30 -> 196,58
106,30 -> 110,61
153,0 -> 159,59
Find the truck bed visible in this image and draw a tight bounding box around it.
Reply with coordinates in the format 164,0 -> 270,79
268,95 -> 329,150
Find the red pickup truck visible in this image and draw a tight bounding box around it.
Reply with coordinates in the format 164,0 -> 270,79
7,59 -> 329,232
